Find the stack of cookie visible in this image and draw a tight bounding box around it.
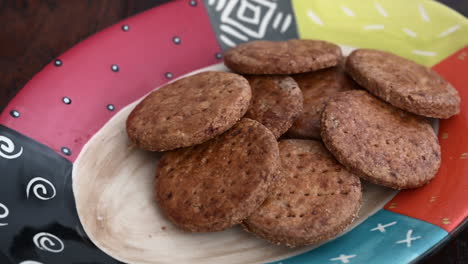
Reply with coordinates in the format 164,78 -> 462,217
126,39 -> 460,248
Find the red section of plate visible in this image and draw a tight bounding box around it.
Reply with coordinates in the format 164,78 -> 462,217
0,0 -> 220,162
385,46 -> 468,232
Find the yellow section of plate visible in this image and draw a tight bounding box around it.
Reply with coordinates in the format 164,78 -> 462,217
292,0 -> 468,66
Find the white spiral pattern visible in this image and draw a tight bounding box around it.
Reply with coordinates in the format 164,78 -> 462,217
26,177 -> 57,200
0,202 -> 8,226
33,232 -> 64,253
0,135 -> 23,159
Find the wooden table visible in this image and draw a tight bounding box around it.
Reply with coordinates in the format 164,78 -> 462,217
0,1 -> 466,263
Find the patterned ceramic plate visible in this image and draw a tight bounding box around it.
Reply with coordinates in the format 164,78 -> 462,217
1,0 -> 467,263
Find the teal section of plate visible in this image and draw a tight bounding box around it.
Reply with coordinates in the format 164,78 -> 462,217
269,210 -> 448,264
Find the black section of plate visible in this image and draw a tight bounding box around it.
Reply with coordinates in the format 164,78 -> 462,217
438,0 -> 468,16
0,125 -> 121,264
202,0 -> 299,51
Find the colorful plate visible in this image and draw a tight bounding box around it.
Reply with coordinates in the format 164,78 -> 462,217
0,0 -> 467,263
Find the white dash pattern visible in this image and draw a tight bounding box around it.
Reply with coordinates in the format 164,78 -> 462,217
412,50 -> 437,57
220,24 -> 248,41
363,24 -> 384,30
438,25 -> 461,38
403,27 -> 417,37
341,5 -> 355,17
418,3 -> 430,22
219,34 -> 236,47
273,12 -> 283,29
307,9 -> 324,26
375,2 -> 388,17
281,14 -> 292,33
216,0 -> 226,12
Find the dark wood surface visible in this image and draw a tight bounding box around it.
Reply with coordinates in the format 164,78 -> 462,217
0,1 -> 466,263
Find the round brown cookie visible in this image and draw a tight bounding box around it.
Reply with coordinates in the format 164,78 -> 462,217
224,39 -> 342,75
243,139 -> 361,247
346,49 -> 460,119
156,118 -> 280,232
126,71 -> 251,151
288,66 -> 359,139
245,75 -> 304,138
321,90 -> 441,189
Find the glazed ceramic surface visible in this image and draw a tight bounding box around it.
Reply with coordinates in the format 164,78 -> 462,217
0,0 -> 467,263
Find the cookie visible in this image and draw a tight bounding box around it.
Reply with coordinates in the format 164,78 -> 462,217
155,118 -> 280,232
245,75 -> 303,138
321,90 -> 441,189
126,71 -> 252,151
243,139 -> 361,247
288,66 -> 359,139
346,49 -> 460,119
224,39 -> 342,75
